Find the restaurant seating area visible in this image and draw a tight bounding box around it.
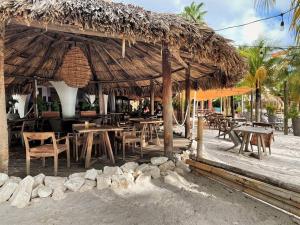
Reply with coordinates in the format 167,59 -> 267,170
7,112 -> 177,177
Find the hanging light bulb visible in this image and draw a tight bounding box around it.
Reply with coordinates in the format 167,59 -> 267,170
280,13 -> 284,31
259,47 -> 264,57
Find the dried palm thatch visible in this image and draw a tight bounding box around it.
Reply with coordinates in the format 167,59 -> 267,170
0,0 -> 247,95
59,47 -> 92,88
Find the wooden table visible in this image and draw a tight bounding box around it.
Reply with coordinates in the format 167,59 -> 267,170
73,124 -> 123,168
129,118 -> 163,147
233,126 -> 273,159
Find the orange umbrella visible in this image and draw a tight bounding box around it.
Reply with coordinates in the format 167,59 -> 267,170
191,87 -> 252,101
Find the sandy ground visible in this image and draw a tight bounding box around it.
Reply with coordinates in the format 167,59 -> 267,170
197,128 -> 300,189
0,173 -> 298,225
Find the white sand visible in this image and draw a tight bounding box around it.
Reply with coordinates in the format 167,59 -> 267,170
198,129 -> 300,189
0,173 -> 298,225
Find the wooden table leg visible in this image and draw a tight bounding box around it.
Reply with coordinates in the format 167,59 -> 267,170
260,134 -> 267,155
103,131 -> 115,164
85,132 -> 94,168
257,134 -> 262,160
154,124 -> 161,146
141,124 -> 146,147
245,133 -> 251,152
239,132 -> 247,154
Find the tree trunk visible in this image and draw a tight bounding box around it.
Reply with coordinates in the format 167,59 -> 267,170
185,65 -> 191,139
255,82 -> 261,122
250,91 -> 254,122
150,80 -> 155,116
283,81 -> 288,135
0,23 -> 9,173
162,42 -> 173,156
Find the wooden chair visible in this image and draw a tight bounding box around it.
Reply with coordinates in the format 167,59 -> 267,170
23,132 -> 70,176
115,127 -> 142,160
250,131 -> 274,154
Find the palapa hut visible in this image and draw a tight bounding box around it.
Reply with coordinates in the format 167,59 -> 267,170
0,0 -> 246,173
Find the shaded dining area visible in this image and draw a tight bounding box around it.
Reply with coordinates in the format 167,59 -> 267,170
0,0 -> 246,177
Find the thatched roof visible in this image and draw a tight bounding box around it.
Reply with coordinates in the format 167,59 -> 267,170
0,0 -> 247,95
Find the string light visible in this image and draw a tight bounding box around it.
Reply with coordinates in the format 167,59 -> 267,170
280,13 -> 285,31
215,6 -> 295,32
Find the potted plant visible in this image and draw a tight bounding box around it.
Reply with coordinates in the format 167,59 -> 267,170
266,104 -> 277,123
288,104 -> 300,136
79,99 -> 97,118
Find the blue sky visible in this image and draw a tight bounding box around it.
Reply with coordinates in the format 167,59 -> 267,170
119,0 -> 294,47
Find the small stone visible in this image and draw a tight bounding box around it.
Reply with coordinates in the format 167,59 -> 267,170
144,165 -> 160,179
69,172 -> 85,179
133,164 -> 149,177
176,161 -> 191,173
103,166 -> 123,176
31,184 -> 43,199
174,167 -> 185,176
0,179 -> 19,203
111,174 -> 134,189
150,157 -> 168,166
159,161 -> 175,173
33,173 -> 45,188
52,189 -> 65,201
9,176 -> 22,184
85,169 -> 98,181
10,176 -> 34,208
45,176 -> 67,191
64,177 -> 85,192
97,174 -> 111,190
120,162 -> 139,174
0,173 -> 9,187
38,186 -> 52,198
79,180 -> 96,192
135,174 -> 152,185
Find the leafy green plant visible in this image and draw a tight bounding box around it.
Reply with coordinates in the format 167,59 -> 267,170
266,104 -> 276,116
288,103 -> 300,119
37,96 -> 48,112
51,100 -> 60,112
236,106 -> 242,114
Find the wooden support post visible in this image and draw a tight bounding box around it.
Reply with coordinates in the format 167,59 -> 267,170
241,95 -> 244,114
185,65 -> 191,139
231,96 -> 235,118
33,78 -> 38,118
196,116 -> 204,158
220,97 -> 223,113
255,82 -> 261,122
162,42 -> 173,156
122,38 -> 126,58
98,83 -> 105,115
0,23 -> 9,173
110,92 -> 116,113
150,80 -> 155,116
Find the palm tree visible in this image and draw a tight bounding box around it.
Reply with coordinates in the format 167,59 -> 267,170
181,2 -> 207,24
271,48 -> 300,134
254,0 -> 300,43
239,40 -> 277,121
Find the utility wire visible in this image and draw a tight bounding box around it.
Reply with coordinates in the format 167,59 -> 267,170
215,6 -> 296,32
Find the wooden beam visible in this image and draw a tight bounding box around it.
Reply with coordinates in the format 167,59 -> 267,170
150,80 -> 155,116
33,78 -> 38,118
98,83 -> 105,115
122,38 -> 126,58
185,65 -> 191,139
162,41 -> 173,156
0,23 -> 9,173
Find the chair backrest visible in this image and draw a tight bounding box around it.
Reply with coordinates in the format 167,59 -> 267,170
72,123 -> 96,131
23,132 -> 57,153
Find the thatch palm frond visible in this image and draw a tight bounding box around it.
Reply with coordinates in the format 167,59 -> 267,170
255,66 -> 267,84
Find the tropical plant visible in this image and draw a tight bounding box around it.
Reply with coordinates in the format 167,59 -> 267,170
288,103 -> 300,119
254,0 -> 300,43
239,40 -> 278,121
181,2 -> 207,24
266,104 -> 276,115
